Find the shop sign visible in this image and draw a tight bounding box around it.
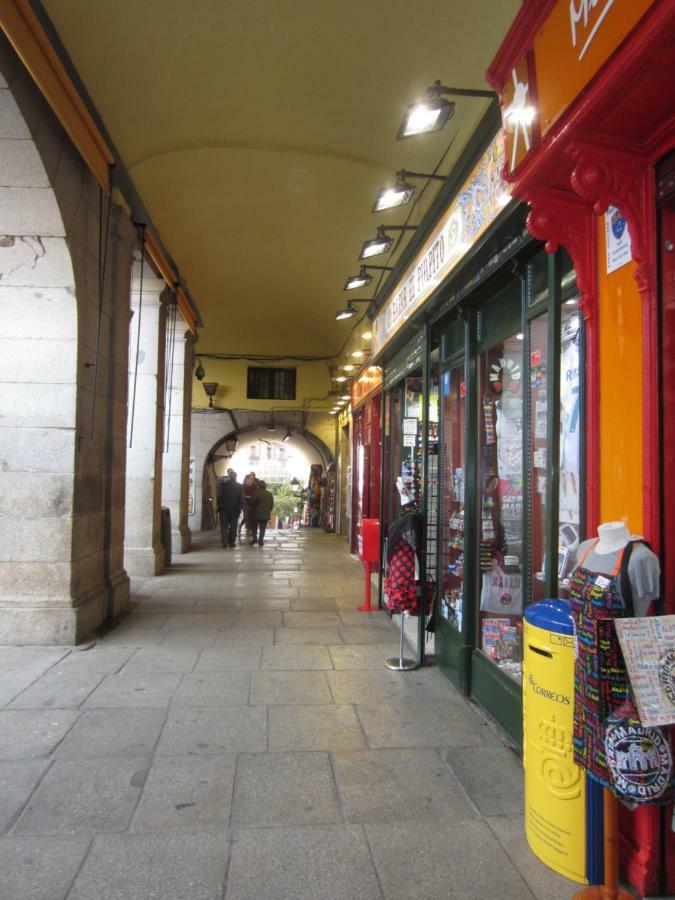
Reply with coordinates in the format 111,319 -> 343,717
615,615 -> 675,727
604,205 -> 632,273
350,366 -> 382,410
532,0 -> 655,138
372,134 -> 508,357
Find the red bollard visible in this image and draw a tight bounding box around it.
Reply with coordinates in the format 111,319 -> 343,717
358,519 -> 380,612
358,560 -> 375,612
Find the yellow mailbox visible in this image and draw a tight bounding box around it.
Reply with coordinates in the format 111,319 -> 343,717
523,600 -> 587,884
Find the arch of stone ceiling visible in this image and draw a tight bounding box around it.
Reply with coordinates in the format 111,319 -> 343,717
40,0 -> 523,356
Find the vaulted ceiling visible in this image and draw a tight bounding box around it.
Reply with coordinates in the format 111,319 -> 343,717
42,0 -> 519,356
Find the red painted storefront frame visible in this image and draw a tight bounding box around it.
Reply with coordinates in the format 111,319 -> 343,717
488,1 -> 675,894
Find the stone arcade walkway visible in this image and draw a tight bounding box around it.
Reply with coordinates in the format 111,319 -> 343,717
0,529 -> 580,900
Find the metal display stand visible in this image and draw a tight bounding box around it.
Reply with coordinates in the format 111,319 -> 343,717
385,611 -> 418,671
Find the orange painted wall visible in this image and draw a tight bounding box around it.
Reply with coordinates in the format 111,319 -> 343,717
596,217 -> 644,533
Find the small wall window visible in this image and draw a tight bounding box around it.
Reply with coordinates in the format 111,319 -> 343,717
247,367 -> 296,400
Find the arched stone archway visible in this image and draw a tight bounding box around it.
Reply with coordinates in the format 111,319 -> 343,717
0,35 -> 137,643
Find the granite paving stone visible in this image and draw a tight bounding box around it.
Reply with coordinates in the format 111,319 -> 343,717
54,708 -> 166,758
130,753 -> 236,833
0,760 -> 51,834
327,670 -> 416,704
225,824 -> 381,900
328,644 -> 389,670
13,757 -> 150,835
365,819 -> 537,900
0,835 -> 91,900
357,699 -> 492,749
250,671 -> 332,706
486,814 -> 578,900
282,611 -> 342,627
195,645 -> 263,672
67,832 -> 229,900
215,627 -> 275,645
83,672 -> 182,708
442,743 -> 524,816
164,612 -> 238,629
231,752 -> 342,827
0,710 -> 79,760
268,704 -> 367,751
156,706 -> 267,755
332,748 -> 478,824
274,626 -> 342,645
171,671 -> 251,707
340,626 -> 397,644
8,665 -> 106,709
261,645 -> 333,670
120,646 -> 203,672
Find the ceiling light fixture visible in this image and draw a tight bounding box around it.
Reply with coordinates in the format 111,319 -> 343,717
342,364 -> 356,372
398,80 -> 495,140
344,264 -> 393,291
351,350 -> 365,359
362,330 -> 372,340
334,375 -> 348,383
334,298 -> 370,320
359,224 -> 417,260
372,170 -> 445,212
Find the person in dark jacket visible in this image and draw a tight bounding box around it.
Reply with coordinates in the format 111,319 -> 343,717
250,480 -> 274,546
217,470 -> 244,548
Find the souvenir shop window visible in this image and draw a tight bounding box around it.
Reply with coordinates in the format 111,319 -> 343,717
529,312 -> 549,603
439,363 -> 466,630
426,362 -> 440,610
558,294 -> 581,594
396,375 -> 424,511
477,333 -> 524,682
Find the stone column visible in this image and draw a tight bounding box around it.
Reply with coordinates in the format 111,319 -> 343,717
124,265 -> 167,576
161,324 -> 195,553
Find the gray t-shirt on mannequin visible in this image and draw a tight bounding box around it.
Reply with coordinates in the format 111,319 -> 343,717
576,539 -> 660,616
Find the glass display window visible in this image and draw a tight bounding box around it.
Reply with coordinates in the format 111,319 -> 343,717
439,363 -> 466,630
477,333 -> 524,682
529,313 -> 549,603
558,298 -> 581,593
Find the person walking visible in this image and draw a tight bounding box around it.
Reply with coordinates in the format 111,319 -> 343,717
250,480 -> 274,546
217,469 -> 244,548
239,472 -> 258,539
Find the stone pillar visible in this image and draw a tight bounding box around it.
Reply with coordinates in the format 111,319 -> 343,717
124,266 -> 167,576
161,324 -> 194,553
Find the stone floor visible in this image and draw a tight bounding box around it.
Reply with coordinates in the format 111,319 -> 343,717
0,528 -> 594,899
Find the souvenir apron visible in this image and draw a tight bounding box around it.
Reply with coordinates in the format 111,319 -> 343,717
570,541 -> 674,802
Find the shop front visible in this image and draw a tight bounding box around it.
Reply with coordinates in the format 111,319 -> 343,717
488,0 -> 675,893
349,366 -> 382,556
433,247 -> 582,741
372,121 -> 585,728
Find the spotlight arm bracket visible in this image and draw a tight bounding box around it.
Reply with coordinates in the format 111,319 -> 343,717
398,169 -> 446,182
363,264 -> 394,271
431,80 -> 495,100
377,224 -> 417,233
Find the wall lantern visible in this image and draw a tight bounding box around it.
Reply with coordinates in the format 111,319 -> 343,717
202,382 -> 218,407
194,357 -> 206,380
223,432 -> 238,454
290,477 -> 301,493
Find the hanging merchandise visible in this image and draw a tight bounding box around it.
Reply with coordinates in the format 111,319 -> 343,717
384,511 -> 424,615
570,534 -> 674,803
480,555 -> 523,615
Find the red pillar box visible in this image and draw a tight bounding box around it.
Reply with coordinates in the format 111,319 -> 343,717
358,518 -> 380,612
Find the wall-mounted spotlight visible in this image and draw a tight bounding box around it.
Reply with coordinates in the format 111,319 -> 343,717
195,357 -> 206,380
398,80 -> 495,140
334,298 -> 370,320
372,170 -> 445,212
359,224 -> 417,260
202,382 -> 218,407
344,264 -> 393,292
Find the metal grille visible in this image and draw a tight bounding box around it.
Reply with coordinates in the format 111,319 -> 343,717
246,367 -> 297,400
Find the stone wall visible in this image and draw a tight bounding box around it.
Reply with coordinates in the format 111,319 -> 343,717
0,33 -> 137,643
